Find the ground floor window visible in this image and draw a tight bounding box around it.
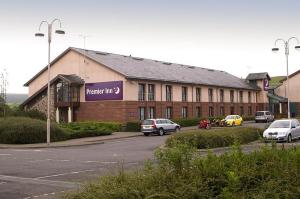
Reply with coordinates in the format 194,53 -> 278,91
248,106 -> 252,115
240,106 -> 244,116
209,106 -> 214,117
230,106 -> 235,115
138,107 -> 145,120
220,106 -> 225,116
181,107 -> 188,118
195,106 -> 201,118
166,107 -> 173,119
148,107 -> 155,119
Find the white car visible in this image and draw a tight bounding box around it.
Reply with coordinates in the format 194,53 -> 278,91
263,119 -> 300,142
141,119 -> 181,136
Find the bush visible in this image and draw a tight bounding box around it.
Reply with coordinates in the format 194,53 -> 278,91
65,145 -> 300,199
166,127 -> 263,149
172,118 -> 200,127
60,122 -> 121,139
125,121 -> 141,132
4,106 -> 46,121
0,117 -> 68,144
242,115 -> 255,121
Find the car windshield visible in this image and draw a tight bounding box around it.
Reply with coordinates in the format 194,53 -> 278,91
225,116 -> 235,120
142,120 -> 153,125
255,112 -> 264,116
269,121 -> 290,128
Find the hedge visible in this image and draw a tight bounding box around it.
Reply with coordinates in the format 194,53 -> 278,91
0,117 -> 68,144
124,121 -> 141,132
60,122 -> 122,139
65,145 -> 300,199
166,127 -> 263,149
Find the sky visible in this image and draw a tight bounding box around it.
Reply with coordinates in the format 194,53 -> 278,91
1,0 -> 300,94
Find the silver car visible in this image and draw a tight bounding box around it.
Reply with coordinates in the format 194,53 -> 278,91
141,119 -> 181,136
255,111 -> 274,123
263,119 -> 300,142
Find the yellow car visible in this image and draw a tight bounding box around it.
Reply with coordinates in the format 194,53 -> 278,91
222,115 -> 243,126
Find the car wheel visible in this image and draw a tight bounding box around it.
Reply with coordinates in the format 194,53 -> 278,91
175,127 -> 180,133
287,134 -> 292,143
158,128 -> 164,136
144,133 -> 150,136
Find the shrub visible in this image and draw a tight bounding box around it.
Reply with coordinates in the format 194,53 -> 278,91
60,122 -> 121,139
65,146 -> 300,199
166,127 -> 263,149
5,106 -> 46,121
125,121 -> 141,132
0,117 -> 68,144
242,115 -> 255,121
172,118 -> 200,127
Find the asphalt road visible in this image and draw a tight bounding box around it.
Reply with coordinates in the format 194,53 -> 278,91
0,122 -> 290,199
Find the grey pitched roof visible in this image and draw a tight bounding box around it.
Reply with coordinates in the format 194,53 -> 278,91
246,72 -> 270,80
71,48 -> 260,90
59,74 -> 84,85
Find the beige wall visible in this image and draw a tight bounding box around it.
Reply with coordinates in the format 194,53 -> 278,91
275,75 -> 300,102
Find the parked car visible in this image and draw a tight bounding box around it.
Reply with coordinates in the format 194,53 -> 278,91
221,115 -> 243,126
141,119 -> 181,136
255,111 -> 274,123
263,119 -> 300,142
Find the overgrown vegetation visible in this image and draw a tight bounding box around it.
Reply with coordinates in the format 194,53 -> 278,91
0,117 -> 68,144
65,144 -> 300,199
60,122 -> 121,139
166,127 -> 263,149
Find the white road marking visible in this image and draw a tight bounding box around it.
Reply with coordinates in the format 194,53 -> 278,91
0,181 -> 7,185
0,154 -> 11,156
36,169 -> 95,179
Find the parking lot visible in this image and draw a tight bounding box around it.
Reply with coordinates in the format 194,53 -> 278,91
0,121 -> 298,199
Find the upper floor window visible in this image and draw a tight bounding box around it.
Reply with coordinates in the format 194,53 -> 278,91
220,89 -> 224,103
166,85 -> 172,102
248,91 -> 252,103
239,91 -> 243,103
56,81 -> 71,102
138,83 -> 145,101
148,84 -> 155,101
230,90 -> 234,103
208,88 -> 213,102
182,86 -> 188,102
196,87 -> 201,102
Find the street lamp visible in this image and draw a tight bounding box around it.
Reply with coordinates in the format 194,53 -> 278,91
35,19 -> 65,145
272,37 -> 300,119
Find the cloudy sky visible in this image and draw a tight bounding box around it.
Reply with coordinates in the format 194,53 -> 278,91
1,0 -> 300,94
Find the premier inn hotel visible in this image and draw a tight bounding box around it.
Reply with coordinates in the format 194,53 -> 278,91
22,47 -> 277,123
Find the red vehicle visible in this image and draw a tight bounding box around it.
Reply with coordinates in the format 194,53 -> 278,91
199,119 -> 211,129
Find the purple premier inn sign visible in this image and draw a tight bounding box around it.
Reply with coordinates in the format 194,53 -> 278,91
85,81 -> 123,101
263,78 -> 269,91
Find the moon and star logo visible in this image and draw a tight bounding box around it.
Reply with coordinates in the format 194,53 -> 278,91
113,87 -> 120,94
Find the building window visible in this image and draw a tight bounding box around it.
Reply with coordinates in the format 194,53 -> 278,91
138,84 -> 145,101
220,89 -> 224,103
182,87 -> 188,102
196,87 -> 201,102
209,106 -> 214,117
230,106 -> 235,115
230,90 -> 234,103
248,91 -> 251,103
166,85 -> 172,102
148,84 -> 155,101
138,107 -> 145,120
166,107 -> 173,119
208,88 -> 213,102
195,106 -> 201,118
220,106 -> 225,116
248,106 -> 252,115
240,106 -> 244,116
256,92 -> 258,103
181,107 -> 188,118
148,107 -> 155,119
239,91 -> 243,103
56,81 -> 70,102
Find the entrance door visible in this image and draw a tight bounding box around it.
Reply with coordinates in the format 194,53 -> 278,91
59,107 -> 68,123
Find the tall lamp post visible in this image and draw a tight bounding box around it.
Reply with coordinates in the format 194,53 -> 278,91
35,19 -> 65,145
272,37 -> 300,119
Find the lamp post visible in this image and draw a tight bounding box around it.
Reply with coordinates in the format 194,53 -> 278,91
272,37 -> 300,119
35,19 -> 65,145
